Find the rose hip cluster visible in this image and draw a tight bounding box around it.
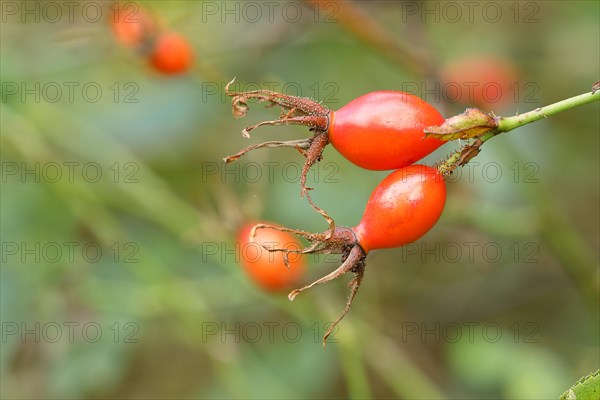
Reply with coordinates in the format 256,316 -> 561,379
226,81 -> 448,344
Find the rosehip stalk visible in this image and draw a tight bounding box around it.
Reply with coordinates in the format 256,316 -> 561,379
428,87 -> 600,176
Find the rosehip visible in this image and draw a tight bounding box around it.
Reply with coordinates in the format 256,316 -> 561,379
149,32 -> 193,75
328,91 -> 445,170
110,4 -> 156,49
226,86 -> 446,171
237,222 -> 305,292
352,164 -> 447,253
440,54 -> 519,109
255,164 -> 447,343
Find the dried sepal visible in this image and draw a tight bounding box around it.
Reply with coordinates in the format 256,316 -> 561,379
248,223 -> 366,345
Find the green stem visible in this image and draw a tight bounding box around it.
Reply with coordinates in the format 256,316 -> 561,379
436,89 -> 599,175
496,90 -> 600,134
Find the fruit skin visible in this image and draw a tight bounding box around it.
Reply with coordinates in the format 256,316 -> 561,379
237,222 -> 305,292
328,91 -> 446,170
149,32 -> 193,75
352,165 -> 446,253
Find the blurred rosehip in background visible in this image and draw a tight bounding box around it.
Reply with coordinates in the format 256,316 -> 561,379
237,222 -> 305,292
440,54 -> 519,110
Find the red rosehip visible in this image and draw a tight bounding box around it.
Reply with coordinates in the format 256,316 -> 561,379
224,86 -> 447,197
110,4 -> 156,49
352,164 -> 447,253
258,164 -> 447,343
440,54 -> 519,109
149,32 -> 193,75
329,91 -> 446,170
237,222 -> 305,292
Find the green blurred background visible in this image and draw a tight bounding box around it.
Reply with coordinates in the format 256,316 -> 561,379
1,1 -> 598,399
